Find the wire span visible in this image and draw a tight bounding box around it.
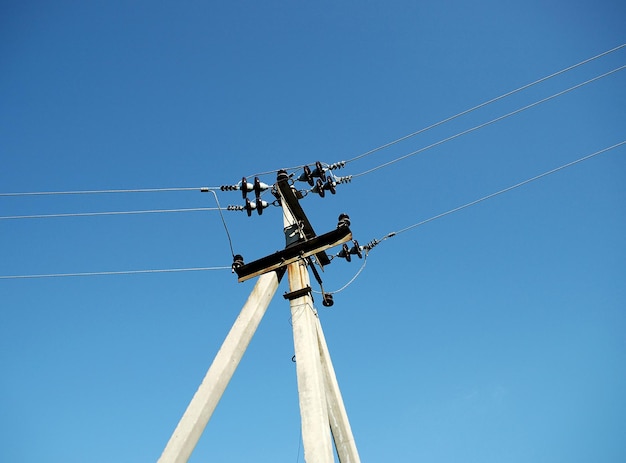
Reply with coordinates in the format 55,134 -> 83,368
351,65 -> 626,178
345,43 -> 626,165
0,207 -> 221,220
312,254 -> 368,295
375,141 -> 625,242
204,189 -> 236,257
0,186 -> 218,197
0,266 -> 232,280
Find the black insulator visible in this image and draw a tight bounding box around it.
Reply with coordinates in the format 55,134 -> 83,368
241,177 -> 256,199
322,293 -> 334,307
298,165 -> 314,186
337,213 -> 351,228
314,178 -> 325,197
277,169 -> 289,183
338,243 -> 351,262
324,179 -> 336,195
256,199 -> 268,216
232,254 -> 245,271
351,240 -> 363,259
244,198 -> 255,217
312,161 -> 326,182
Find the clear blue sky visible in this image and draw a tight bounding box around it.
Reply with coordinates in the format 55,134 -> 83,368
1,1 -> 625,462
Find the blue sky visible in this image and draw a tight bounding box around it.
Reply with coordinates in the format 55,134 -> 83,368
1,1 -> 625,462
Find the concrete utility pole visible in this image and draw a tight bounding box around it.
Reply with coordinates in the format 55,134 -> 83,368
157,270 -> 283,463
283,202 -> 335,463
158,170 -> 360,463
280,180 -> 361,463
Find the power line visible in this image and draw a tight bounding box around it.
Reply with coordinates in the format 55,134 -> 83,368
4,143 -> 622,281
0,186 -> 218,198
204,189 -> 236,257
4,47 -> 622,200
0,207 -> 221,220
351,64 -> 626,178
345,43 -> 626,165
0,266 -> 231,280
373,141 -> 625,242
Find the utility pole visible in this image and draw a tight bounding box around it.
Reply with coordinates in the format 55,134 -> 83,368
157,269 -> 284,463
159,169 -> 361,462
278,171 -> 360,463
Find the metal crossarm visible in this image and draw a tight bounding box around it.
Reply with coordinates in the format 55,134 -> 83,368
234,226 -> 352,282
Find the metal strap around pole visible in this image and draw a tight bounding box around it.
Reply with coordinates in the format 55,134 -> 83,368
158,269 -> 283,463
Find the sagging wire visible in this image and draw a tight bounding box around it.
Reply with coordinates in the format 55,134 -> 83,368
343,43 -> 626,166
311,252 -> 369,296
0,266 -> 232,280
0,207 -> 221,220
202,189 -> 236,258
349,65 -> 626,179
367,140 -> 626,247
0,186 -> 218,197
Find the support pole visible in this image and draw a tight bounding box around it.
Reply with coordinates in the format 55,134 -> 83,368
158,269 -> 283,463
315,318 -> 361,463
283,205 -> 334,463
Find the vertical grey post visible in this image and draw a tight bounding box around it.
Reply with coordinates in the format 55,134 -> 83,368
283,205 -> 334,463
158,270 -> 281,463
315,318 -> 361,463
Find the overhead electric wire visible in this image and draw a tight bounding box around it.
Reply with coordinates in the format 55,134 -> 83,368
205,189 -> 236,257
245,164 -> 307,180
0,266 -> 232,280
3,46 -> 623,199
0,207 -> 221,220
351,64 -> 626,178
3,143 -> 623,281
373,141 -> 625,243
345,43 -> 626,165
0,186 -> 219,197
312,254 -> 368,295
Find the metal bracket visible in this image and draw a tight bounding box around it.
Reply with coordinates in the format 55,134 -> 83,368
283,286 -> 313,301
